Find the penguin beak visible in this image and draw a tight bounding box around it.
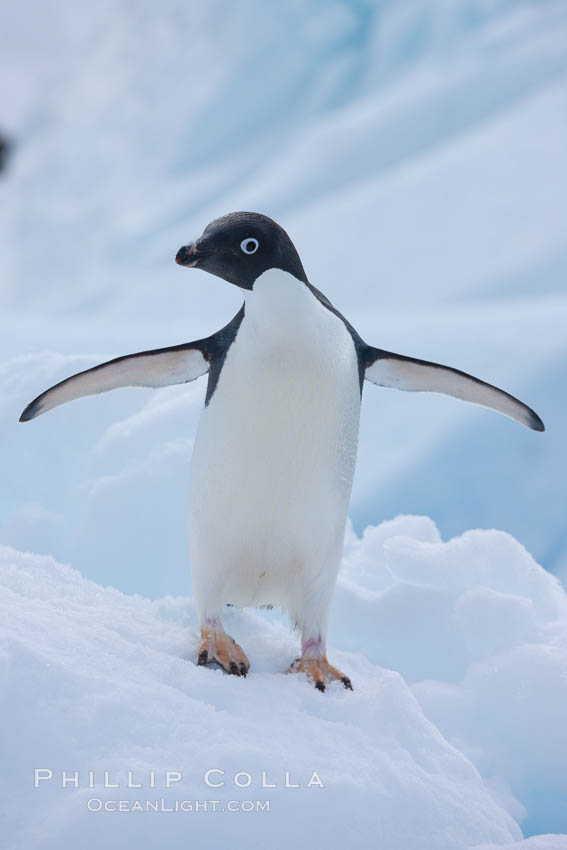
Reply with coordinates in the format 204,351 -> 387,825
175,242 -> 212,268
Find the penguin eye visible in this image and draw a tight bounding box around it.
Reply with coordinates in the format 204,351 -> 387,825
240,237 -> 259,255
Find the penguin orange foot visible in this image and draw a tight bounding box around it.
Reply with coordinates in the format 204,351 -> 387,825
197,621 -> 249,677
287,656 -> 353,692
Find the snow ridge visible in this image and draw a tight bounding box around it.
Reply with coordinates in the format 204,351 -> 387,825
1,517 -> 566,848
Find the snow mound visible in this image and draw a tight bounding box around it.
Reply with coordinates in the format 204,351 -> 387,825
334,517 -> 567,836
1,517 -> 566,848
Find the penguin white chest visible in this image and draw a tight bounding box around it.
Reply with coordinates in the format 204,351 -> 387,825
189,270 -> 361,613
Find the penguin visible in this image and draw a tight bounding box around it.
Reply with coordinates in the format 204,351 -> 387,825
20,211 -> 545,691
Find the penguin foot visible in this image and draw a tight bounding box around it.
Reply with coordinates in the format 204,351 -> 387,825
197,624 -> 250,677
287,657 -> 353,692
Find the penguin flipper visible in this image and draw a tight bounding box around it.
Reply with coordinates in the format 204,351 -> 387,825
19,343 -> 210,422
364,347 -> 544,432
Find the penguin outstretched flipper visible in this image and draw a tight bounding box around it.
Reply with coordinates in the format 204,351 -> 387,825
19,341 -> 210,422
364,347 -> 544,432
20,308 -> 244,422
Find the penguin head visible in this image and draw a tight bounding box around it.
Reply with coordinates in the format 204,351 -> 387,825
175,212 -> 308,290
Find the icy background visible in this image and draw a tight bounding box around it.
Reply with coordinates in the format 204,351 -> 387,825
1,0 -> 567,847
1,0 -> 566,595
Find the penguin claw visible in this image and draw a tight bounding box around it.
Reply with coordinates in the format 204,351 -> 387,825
196,624 -> 250,678
287,656 -> 353,693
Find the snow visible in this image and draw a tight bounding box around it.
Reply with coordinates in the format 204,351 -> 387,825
1,0 -> 567,845
336,517 -> 567,836
1,516 -> 566,848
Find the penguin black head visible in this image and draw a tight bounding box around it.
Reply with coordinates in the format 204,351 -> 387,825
175,212 -> 308,290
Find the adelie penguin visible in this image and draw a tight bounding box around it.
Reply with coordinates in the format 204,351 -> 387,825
20,212 -> 545,692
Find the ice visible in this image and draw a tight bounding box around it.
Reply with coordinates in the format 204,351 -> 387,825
1,514 -> 566,846
1,0 -> 566,590
332,518 -> 567,835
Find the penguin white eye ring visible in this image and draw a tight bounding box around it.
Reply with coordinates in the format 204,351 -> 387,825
240,237 -> 259,254
20,210 -> 545,693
